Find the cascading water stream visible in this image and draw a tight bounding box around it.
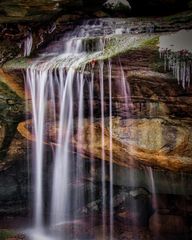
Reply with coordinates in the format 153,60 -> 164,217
88,68 -> 95,233
145,167 -> 157,209
51,68 -> 74,226
26,68 -> 48,230
145,166 -> 159,236
73,67 -> 85,235
99,60 -> 107,238
25,20 -> 135,239
108,60 -> 114,239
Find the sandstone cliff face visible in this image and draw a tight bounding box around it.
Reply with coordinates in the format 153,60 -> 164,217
0,0 -> 190,23
0,70 -> 24,168
0,69 -> 27,217
0,6 -> 191,222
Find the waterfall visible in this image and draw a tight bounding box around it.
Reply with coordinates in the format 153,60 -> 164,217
146,167 -> 157,207
25,20 -> 133,239
88,68 -> 95,232
108,60 -> 113,239
24,32 -> 33,57
99,60 -> 107,238
160,49 -> 192,89
26,68 -> 48,229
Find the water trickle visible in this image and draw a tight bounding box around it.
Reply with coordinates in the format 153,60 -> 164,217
88,68 -> 95,230
146,167 -> 157,208
99,60 -> 107,238
108,59 -> 114,239
24,32 -> 33,57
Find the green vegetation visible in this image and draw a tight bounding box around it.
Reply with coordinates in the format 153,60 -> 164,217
0,229 -> 16,240
0,41 -> 20,66
3,57 -> 33,70
140,36 -> 159,49
163,10 -> 192,22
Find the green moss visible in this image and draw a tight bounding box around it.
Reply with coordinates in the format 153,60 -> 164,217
3,34 -> 160,71
0,81 -> 20,100
164,11 -> 192,22
3,57 -> 33,70
74,35 -> 156,69
140,36 -> 159,49
0,229 -> 16,240
0,40 -> 21,66
150,61 -> 164,73
0,81 -> 24,122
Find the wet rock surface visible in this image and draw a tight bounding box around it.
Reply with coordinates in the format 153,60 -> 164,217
0,69 -> 24,170
0,0 -> 190,23
0,2 -> 191,238
149,213 -> 188,234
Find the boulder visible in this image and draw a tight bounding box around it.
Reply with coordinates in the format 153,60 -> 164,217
175,196 -> 192,214
151,194 -> 192,214
104,0 -> 131,11
119,229 -> 152,240
51,219 -> 93,239
17,116 -> 192,172
149,213 -> 188,234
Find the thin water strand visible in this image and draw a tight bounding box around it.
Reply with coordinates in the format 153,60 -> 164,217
99,60 -> 106,239
108,60 -> 114,239
26,68 -> 48,229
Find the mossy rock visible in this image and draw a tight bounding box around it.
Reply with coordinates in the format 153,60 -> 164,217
104,0 -> 131,12
0,79 -> 24,122
2,57 -> 34,71
0,229 -> 16,240
3,34 -> 160,72
163,10 -> 192,22
0,41 -> 21,66
140,36 -> 159,49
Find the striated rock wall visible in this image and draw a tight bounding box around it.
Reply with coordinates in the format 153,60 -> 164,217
0,9 -> 192,219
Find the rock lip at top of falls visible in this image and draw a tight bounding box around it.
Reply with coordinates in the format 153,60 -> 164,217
1,10 -> 192,68
2,33 -> 158,71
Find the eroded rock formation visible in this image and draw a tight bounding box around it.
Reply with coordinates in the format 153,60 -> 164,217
0,4 -> 192,230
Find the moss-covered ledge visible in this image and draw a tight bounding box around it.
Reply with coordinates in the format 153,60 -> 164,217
2,34 -> 160,71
